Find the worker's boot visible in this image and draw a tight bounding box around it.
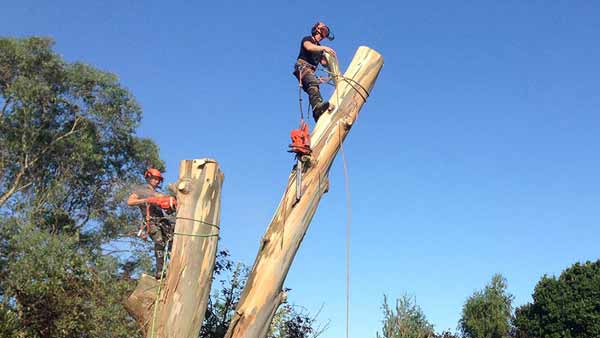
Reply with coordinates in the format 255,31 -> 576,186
307,86 -> 329,122
313,102 -> 331,121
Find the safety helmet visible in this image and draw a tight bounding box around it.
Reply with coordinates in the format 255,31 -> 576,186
311,22 -> 334,41
144,168 -> 164,182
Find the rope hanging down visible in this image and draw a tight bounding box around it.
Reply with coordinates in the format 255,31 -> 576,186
296,54 -> 361,338
340,128 -> 352,338
332,71 -> 353,338
316,56 -> 361,338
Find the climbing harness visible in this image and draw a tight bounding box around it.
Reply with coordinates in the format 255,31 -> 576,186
136,196 -> 177,240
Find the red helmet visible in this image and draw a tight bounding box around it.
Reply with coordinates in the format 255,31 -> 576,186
311,22 -> 334,40
144,168 -> 164,182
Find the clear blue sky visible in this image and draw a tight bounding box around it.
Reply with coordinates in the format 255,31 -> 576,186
3,1 -> 600,336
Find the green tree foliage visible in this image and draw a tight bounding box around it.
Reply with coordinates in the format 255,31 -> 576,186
513,260 -> 600,338
459,274 -> 513,338
268,303 -> 326,338
0,36 -> 322,337
201,252 -> 247,338
0,37 -> 163,232
432,332 -> 458,338
0,36 -> 163,337
0,220 -> 139,337
376,294 -> 435,338
200,251 -> 325,338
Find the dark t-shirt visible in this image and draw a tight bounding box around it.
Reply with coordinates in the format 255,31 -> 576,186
297,36 -> 322,67
131,184 -> 164,218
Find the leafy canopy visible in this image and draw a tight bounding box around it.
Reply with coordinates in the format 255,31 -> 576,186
514,261 -> 600,338
459,274 -> 514,338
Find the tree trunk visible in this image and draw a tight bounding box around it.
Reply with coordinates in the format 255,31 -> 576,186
224,46 -> 384,338
125,158 -> 224,338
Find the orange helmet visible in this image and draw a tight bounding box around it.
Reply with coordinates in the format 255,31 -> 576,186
144,168 -> 164,182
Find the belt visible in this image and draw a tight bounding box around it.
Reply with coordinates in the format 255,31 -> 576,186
296,59 -> 316,71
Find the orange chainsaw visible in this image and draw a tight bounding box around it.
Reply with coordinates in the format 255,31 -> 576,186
288,120 -> 312,201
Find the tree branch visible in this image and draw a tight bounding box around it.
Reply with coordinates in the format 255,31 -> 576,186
0,168 -> 25,207
0,116 -> 83,207
27,116 -> 83,168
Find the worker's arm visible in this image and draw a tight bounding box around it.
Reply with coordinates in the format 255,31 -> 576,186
128,188 -> 168,206
127,193 -> 148,206
302,40 -> 336,57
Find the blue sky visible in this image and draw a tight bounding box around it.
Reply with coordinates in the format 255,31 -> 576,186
3,1 -> 600,336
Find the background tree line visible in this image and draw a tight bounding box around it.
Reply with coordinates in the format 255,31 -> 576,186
377,262 -> 600,338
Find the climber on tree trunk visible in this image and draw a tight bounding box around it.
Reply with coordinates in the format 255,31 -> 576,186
293,22 -> 336,122
127,168 -> 176,279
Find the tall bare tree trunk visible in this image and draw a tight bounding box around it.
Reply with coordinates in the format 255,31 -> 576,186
125,158 -> 224,338
225,46 -> 384,338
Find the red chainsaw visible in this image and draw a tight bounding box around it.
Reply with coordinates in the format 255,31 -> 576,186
288,119 -> 312,201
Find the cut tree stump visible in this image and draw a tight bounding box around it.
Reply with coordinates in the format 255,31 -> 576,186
125,158 -> 224,338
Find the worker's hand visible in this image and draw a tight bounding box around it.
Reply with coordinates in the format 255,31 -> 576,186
322,46 -> 336,58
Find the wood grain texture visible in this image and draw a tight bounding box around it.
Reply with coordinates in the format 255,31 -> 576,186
125,158 -> 224,338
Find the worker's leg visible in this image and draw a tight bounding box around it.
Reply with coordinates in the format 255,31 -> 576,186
301,71 -> 330,121
149,224 -> 166,279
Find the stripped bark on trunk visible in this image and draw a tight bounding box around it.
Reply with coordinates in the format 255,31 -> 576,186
225,46 -> 384,338
125,158 -> 224,338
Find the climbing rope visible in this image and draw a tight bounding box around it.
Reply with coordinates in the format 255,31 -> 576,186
175,216 -> 219,227
333,75 -> 352,338
300,56 -> 359,338
339,127 -> 352,338
299,56 -> 357,338
298,66 -> 305,121
321,68 -> 370,103
173,217 -> 220,238
149,244 -> 169,338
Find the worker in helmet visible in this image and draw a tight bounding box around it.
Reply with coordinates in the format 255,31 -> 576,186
293,22 -> 337,122
127,168 -> 174,279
